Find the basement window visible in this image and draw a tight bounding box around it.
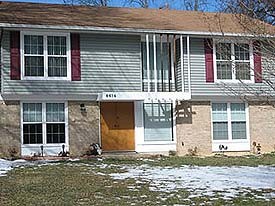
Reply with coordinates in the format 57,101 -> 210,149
22,102 -> 67,145
22,103 -> 43,144
212,103 -> 247,141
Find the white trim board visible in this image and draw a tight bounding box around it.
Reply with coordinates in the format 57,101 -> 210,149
1,94 -> 98,101
98,92 -> 191,102
1,23 -> 274,38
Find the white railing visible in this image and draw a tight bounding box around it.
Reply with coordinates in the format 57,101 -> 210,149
142,33 -> 191,94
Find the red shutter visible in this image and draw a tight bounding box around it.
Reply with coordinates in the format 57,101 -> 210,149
71,33 -> 81,81
10,31 -> 21,80
204,39 -> 214,83
253,41 -> 262,83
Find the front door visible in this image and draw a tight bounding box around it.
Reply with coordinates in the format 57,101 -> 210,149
100,102 -> 135,151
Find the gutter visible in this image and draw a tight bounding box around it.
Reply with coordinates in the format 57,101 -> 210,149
0,23 -> 274,38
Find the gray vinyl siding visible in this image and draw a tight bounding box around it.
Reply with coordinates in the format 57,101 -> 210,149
186,38 -> 274,97
0,41 -> 1,93
2,31 -> 273,98
2,31 -> 141,95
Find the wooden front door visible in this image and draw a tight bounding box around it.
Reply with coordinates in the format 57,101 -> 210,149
100,102 -> 135,151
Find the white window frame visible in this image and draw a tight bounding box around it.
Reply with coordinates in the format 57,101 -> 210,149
213,39 -> 254,83
20,31 -> 71,81
143,102 -> 174,142
211,102 -> 250,143
21,101 -> 69,146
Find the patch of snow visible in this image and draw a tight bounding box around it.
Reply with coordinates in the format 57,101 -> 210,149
109,165 -> 275,200
0,158 -> 58,177
0,159 -> 13,176
68,158 -> 80,162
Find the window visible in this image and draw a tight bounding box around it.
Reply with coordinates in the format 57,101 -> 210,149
212,103 -> 247,141
22,102 -> 67,145
24,35 -> 44,77
144,103 -> 173,141
231,103 -> 247,140
215,42 -> 253,82
212,103 -> 228,140
22,32 -> 70,80
46,103 -> 66,144
23,103 -> 43,144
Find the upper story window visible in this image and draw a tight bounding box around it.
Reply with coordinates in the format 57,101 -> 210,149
21,32 -> 71,80
214,41 -> 254,82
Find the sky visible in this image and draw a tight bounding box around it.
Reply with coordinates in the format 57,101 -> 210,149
5,0 -> 220,11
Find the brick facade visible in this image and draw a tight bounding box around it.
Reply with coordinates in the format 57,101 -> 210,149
0,101 -> 21,157
176,101 -> 212,156
68,101 -> 100,156
176,101 -> 275,156
249,102 -> 275,154
1,99 -> 274,157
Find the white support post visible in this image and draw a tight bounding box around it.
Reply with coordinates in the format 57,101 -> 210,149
171,36 -> 175,88
231,42 -> 236,80
187,35 -> 191,94
146,34 -> 150,92
180,35 -> 184,92
153,34 -> 157,92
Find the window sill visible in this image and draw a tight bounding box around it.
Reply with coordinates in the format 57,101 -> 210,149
22,143 -> 67,147
21,144 -> 69,156
213,139 -> 249,143
21,77 -> 71,81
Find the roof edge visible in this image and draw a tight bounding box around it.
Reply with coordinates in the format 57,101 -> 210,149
0,23 -> 273,38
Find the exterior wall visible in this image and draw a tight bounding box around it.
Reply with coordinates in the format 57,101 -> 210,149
183,38 -> 273,97
0,100 -> 20,157
249,102 -> 275,154
176,101 -> 212,156
2,31 -> 141,95
68,101 -> 100,156
176,100 -> 275,156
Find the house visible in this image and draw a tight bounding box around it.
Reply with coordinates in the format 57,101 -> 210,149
0,1 -> 274,157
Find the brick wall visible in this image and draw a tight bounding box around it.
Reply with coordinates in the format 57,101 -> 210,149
68,101 -> 100,156
249,102 -> 275,154
176,101 -> 212,156
0,101 -> 21,157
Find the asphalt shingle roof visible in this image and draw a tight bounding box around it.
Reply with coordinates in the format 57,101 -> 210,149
0,1 -> 274,35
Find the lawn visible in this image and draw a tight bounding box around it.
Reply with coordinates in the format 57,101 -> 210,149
0,154 -> 275,205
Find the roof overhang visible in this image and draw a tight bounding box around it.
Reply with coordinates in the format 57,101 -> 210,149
0,23 -> 273,38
